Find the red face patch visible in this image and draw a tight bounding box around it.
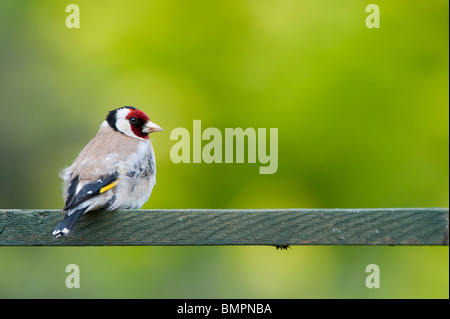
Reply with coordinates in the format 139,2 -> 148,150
126,109 -> 150,139
126,109 -> 149,122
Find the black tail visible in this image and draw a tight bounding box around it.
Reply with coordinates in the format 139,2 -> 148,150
53,207 -> 88,238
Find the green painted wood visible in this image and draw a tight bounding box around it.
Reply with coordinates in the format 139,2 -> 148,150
0,208 -> 448,246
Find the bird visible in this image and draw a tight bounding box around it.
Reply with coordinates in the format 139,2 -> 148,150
53,106 -> 163,238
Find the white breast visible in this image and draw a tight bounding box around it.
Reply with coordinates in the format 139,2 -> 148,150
110,140 -> 156,210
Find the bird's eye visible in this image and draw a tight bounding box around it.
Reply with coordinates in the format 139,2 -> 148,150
129,117 -> 137,124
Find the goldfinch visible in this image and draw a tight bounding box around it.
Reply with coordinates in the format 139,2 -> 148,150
53,106 -> 163,238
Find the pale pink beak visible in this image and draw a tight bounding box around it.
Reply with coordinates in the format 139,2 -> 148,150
142,121 -> 164,133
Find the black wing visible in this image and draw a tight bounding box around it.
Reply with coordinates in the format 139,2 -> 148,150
63,175 -> 79,211
63,172 -> 119,211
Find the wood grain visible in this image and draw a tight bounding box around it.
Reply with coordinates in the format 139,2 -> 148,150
0,208 -> 448,246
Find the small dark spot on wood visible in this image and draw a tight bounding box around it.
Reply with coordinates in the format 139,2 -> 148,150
38,212 -> 46,223
275,245 -> 290,250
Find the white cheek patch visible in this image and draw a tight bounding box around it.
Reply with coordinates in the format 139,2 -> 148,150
116,108 -> 133,136
115,118 -> 133,137
114,108 -> 146,140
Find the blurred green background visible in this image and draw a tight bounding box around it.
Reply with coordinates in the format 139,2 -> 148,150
0,0 -> 448,298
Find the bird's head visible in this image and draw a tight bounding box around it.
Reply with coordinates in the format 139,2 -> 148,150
106,106 -> 163,140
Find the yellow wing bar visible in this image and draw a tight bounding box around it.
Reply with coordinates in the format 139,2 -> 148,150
100,180 -> 119,193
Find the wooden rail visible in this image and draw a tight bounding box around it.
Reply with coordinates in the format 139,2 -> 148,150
0,208 -> 448,246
